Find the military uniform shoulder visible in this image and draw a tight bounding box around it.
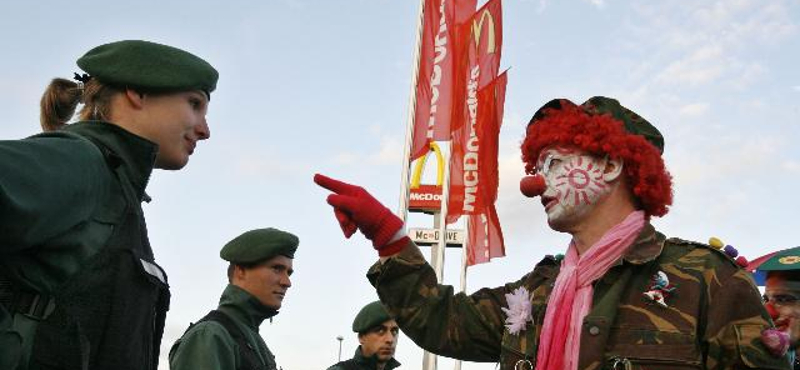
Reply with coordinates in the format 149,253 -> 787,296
663,236 -> 748,269
180,319 -> 236,343
169,319 -> 237,363
534,253 -> 563,268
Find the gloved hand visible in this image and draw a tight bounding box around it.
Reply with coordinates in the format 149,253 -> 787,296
314,174 -> 408,256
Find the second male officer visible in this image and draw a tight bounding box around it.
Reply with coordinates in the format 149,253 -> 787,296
327,301 -> 401,370
169,228 -> 297,370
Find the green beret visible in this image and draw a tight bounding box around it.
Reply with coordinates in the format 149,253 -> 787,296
220,228 -> 298,264
352,301 -> 392,333
77,40 -> 218,96
529,96 -> 664,154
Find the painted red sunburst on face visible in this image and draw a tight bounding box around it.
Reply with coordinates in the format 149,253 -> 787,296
553,156 -> 607,206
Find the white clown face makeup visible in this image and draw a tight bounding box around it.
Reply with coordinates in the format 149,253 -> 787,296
535,147 -> 621,230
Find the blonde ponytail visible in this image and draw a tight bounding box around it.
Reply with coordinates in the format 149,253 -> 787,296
39,77 -> 122,132
39,78 -> 82,132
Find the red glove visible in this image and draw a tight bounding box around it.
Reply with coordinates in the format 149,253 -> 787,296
314,174 -> 408,256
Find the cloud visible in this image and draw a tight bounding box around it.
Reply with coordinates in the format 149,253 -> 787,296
585,0 -> 605,7
655,45 -> 726,86
333,152 -> 359,165
669,134 -> 785,186
678,102 -> 710,117
727,62 -> 766,90
370,136 -> 404,165
625,0 -> 798,92
784,161 -> 800,173
793,86 -> 800,92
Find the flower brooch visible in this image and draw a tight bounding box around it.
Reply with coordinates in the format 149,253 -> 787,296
502,287 -> 533,335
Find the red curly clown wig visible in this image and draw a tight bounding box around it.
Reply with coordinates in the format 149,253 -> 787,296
520,97 -> 673,217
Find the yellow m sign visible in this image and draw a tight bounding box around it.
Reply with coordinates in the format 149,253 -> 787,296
471,9 -> 496,54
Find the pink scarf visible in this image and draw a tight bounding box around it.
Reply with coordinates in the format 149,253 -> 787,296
534,211 -> 645,370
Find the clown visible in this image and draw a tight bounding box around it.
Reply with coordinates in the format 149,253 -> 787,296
751,247 -> 800,369
314,96 -> 787,370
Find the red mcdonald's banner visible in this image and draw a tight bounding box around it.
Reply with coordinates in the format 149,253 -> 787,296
410,0 -> 477,162
467,0 -> 503,90
467,203 -> 505,266
448,71 -> 506,220
450,70 -> 507,265
447,0 -> 504,222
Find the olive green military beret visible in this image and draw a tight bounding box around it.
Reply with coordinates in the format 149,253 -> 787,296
529,96 -> 664,154
352,301 -> 392,333
220,228 -> 298,264
77,40 -> 218,96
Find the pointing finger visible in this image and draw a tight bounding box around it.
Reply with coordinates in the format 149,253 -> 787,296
314,173 -> 356,195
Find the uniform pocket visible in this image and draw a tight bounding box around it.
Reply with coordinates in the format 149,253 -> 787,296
606,355 -> 701,370
606,328 -> 701,369
499,324 -> 538,369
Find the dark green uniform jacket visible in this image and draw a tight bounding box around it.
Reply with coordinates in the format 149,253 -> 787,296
367,224 -> 790,370
169,284 -> 279,370
0,121 -> 169,370
326,347 -> 401,370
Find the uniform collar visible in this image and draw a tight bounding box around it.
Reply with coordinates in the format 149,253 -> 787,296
64,121 -> 157,202
619,222 -> 666,265
353,346 -> 401,370
218,284 -> 278,329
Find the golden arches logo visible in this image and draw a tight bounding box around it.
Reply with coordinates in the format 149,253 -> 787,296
471,9 -> 496,54
409,142 -> 445,213
411,142 -> 445,188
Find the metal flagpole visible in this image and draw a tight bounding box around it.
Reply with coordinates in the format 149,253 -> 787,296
394,1 -> 440,369
453,217 -> 469,370
425,140 -> 454,370
397,0 -> 427,223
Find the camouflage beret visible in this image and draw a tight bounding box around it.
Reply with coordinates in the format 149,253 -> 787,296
77,40 -> 218,96
529,96 -> 664,154
352,301 -> 392,333
220,228 -> 298,264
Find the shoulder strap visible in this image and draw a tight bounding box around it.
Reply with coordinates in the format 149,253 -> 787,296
198,310 -> 265,370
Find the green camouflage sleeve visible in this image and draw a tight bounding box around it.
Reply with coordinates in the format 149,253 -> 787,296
702,261 -> 790,369
367,241 -> 525,362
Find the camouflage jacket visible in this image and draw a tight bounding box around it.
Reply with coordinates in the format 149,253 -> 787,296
367,224 -> 790,370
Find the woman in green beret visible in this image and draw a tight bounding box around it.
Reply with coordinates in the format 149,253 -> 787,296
0,40 -> 218,370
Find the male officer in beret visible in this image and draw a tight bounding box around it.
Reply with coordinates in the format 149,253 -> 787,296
327,301 -> 401,370
169,228 -> 298,370
1,40 -> 217,370
315,96 -> 787,370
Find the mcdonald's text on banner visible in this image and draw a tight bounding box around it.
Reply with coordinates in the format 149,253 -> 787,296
425,0 -> 450,141
409,228 -> 464,247
462,65 -> 480,213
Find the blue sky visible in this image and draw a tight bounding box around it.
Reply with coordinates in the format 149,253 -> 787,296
2,0 -> 799,369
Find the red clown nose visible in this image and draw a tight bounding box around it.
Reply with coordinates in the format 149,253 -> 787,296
765,302 -> 780,321
520,175 -> 546,198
